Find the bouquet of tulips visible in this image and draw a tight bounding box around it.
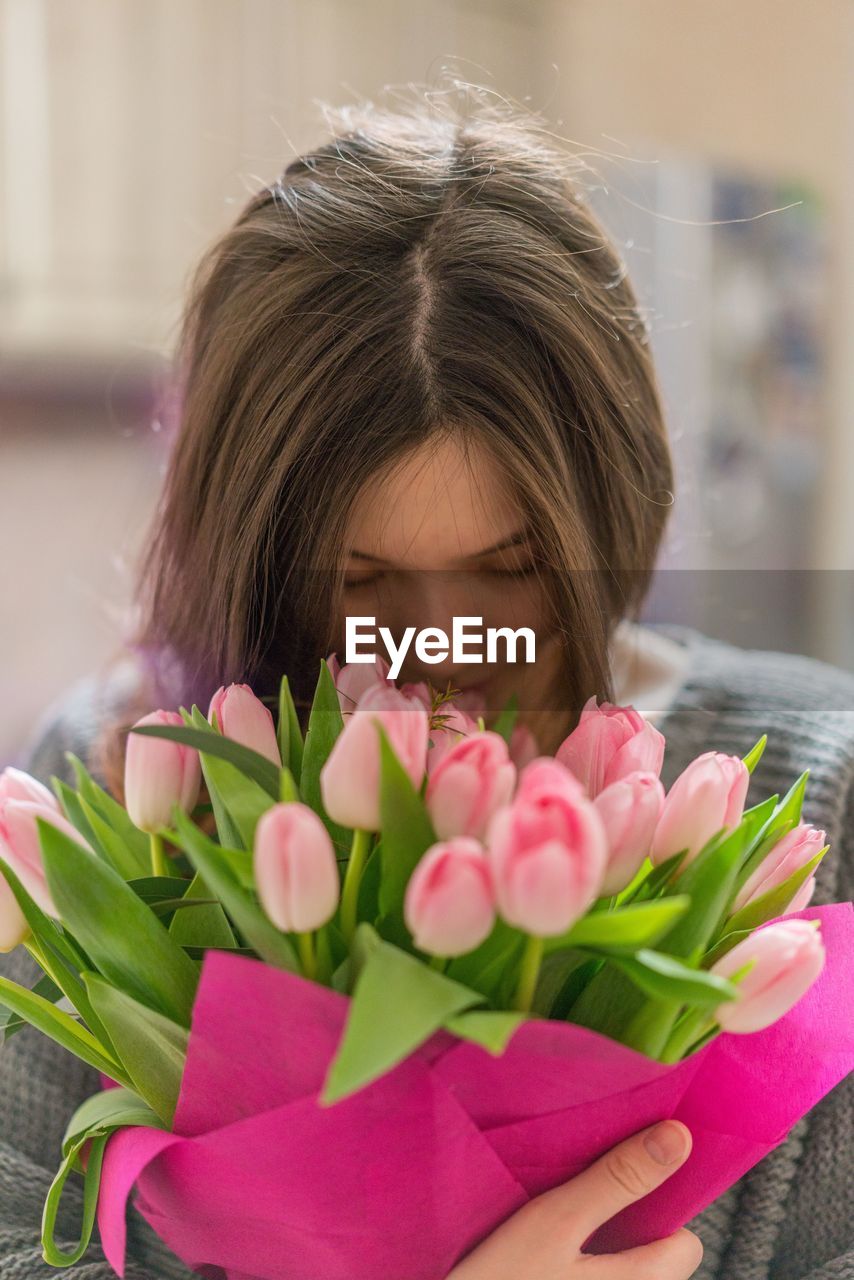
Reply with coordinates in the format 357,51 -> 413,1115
0,656 -> 851,1280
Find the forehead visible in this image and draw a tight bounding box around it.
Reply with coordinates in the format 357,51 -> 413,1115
346,434 -> 520,567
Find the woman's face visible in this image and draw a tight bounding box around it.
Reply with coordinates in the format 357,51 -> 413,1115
332,435 -> 569,749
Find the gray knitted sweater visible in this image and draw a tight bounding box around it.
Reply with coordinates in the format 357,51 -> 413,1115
1,623 -> 852,1280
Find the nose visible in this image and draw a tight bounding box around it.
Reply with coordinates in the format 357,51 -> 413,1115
383,572 -> 484,687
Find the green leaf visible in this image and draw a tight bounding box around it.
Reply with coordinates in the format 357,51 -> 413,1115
702,927 -> 754,967
321,926 -> 483,1103
130,719 -> 281,799
299,659 -> 350,854
42,1086 -> 164,1267
0,971 -> 62,1041
278,674 -> 304,783
445,919 -> 524,1003
180,707 -> 276,848
38,818 -> 199,1027
83,973 -> 188,1125
742,734 -> 768,774
538,952 -> 602,1019
491,692 -> 519,745
65,753 -> 151,872
734,772 -> 810,894
724,845 -> 827,936
0,859 -> 122,1056
658,819 -> 757,958
53,779 -> 111,866
61,1085 -> 163,1154
168,870 -> 236,949
545,897 -> 691,954
376,723 -> 437,925
611,949 -> 739,1007
444,1009 -> 527,1054
169,807 -> 298,972
77,794 -> 147,879
0,973 -> 128,1082
619,849 -> 689,904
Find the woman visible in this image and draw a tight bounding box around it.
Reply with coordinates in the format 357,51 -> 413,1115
6,90 -> 854,1280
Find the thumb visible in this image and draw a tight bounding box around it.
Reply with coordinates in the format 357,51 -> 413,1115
557,1120 -> 693,1245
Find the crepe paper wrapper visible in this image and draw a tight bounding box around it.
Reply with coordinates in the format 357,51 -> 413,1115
96,902 -> 854,1280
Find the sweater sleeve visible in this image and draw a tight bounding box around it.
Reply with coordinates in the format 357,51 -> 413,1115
0,712 -> 197,1280
762,772 -> 854,1280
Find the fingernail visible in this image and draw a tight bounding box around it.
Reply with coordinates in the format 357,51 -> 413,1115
644,1121 -> 689,1165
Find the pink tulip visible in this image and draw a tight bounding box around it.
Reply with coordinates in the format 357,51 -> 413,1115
426,704 -> 481,774
732,823 -> 827,914
327,653 -> 393,715
0,766 -> 60,811
556,696 -> 665,798
404,838 -> 496,956
319,683 -> 430,830
509,723 -> 539,770
516,757 -> 587,803
594,771 -> 666,895
254,803 -> 340,933
0,799 -> 92,918
485,772 -> 608,936
650,750 -> 750,868
208,684 -> 281,766
125,710 -> 202,834
710,918 -> 825,1032
786,877 -> 816,914
425,731 -> 516,841
0,871 -> 29,951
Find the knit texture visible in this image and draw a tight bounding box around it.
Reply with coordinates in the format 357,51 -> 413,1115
2,623 -> 853,1280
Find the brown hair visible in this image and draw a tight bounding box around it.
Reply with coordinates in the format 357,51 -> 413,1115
97,85 -> 674,802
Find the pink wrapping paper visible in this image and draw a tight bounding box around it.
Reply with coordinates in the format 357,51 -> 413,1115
97,903 -> 854,1280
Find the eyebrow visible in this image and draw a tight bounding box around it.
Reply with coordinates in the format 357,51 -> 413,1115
349,526 -> 531,566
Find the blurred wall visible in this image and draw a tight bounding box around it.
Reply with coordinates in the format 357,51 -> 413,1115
540,0 -> 854,660
1,0 -> 852,765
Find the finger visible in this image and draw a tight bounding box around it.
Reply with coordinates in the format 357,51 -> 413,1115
586,1228 -> 704,1280
547,1119 -> 693,1243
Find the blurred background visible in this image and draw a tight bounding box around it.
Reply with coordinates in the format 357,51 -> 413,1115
2,0 -> 853,767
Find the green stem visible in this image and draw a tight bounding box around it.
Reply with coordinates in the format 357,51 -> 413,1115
149,831 -> 168,878
659,1009 -> 716,1063
296,931 -> 316,981
315,926 -> 333,985
512,934 -> 544,1012
340,828 -> 371,944
429,954 -> 447,973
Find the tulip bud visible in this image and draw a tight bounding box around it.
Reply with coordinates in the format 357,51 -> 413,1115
254,802 -> 340,933
0,767 -> 60,811
485,773 -> 608,936
125,710 -> 202,834
425,731 -> 516,841
651,751 -> 750,868
425,704 -> 481,774
0,799 -> 92,918
710,918 -> 825,1032
320,683 -> 429,831
516,756 -> 587,802
404,838 -> 496,956
732,823 -> 827,914
327,653 -> 392,716
508,723 -> 539,770
0,873 -> 29,952
594,771 -> 666,895
556,696 -> 665,798
208,684 -> 281,766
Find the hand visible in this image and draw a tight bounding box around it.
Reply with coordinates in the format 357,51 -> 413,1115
446,1119 -> 702,1279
